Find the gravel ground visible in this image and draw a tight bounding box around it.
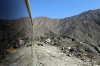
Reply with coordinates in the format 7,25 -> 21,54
0,45 -> 32,66
35,41 -> 99,66
0,41 -> 99,66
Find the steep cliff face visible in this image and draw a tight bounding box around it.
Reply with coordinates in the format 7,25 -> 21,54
0,9 -> 100,46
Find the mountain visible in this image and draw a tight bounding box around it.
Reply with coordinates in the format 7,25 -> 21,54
32,9 -> 100,46
0,9 -> 100,46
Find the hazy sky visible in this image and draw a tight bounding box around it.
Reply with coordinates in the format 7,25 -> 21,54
0,0 -> 100,19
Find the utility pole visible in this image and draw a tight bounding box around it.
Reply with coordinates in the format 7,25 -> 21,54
24,0 -> 35,66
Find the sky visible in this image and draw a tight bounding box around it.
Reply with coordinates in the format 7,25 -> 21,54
0,0 -> 29,19
0,0 -> 100,19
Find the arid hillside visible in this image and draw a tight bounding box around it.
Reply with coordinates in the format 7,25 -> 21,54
1,9 -> 100,46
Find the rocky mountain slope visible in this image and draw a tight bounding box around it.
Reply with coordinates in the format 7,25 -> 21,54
32,9 -> 100,46
1,9 -> 100,46
0,9 -> 100,66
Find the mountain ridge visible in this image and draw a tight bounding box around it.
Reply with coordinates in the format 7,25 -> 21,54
0,9 -> 100,46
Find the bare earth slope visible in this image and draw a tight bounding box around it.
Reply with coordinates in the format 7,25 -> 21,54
1,9 -> 100,65
33,9 -> 100,46
1,9 -> 100,46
